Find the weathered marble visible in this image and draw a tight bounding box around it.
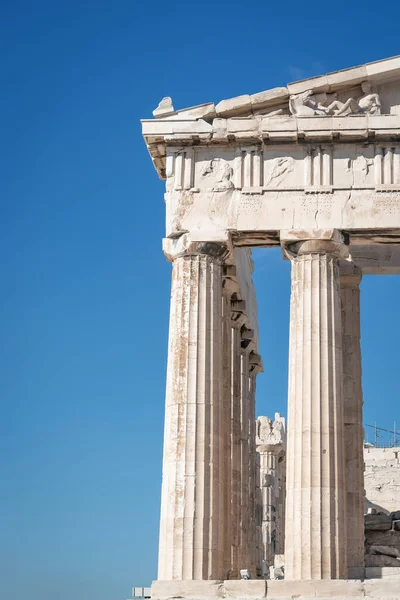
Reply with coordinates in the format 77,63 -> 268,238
151,578 -> 400,599
158,241 -> 227,580
256,414 -> 286,577
283,231 -> 348,580
142,57 -> 400,590
364,447 -> 400,513
340,264 -> 365,579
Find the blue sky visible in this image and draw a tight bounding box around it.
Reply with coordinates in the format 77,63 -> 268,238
1,2 -> 400,599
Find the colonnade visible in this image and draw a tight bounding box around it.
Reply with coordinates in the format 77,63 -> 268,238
158,230 -> 365,582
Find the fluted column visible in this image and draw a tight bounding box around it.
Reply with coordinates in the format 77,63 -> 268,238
256,414 -> 286,576
158,240 -> 227,580
283,231 -> 348,580
340,263 -> 365,579
220,285 -> 233,579
239,343 -> 251,571
248,353 -> 263,577
230,312 -> 244,579
255,450 -> 263,576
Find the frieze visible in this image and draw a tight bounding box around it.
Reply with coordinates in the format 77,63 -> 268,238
167,144 -> 400,192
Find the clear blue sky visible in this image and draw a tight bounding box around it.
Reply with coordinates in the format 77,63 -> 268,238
1,2 -> 400,599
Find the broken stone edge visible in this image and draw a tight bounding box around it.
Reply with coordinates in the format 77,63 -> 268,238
152,55 -> 400,121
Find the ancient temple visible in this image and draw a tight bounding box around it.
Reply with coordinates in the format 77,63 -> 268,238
142,56 -> 400,599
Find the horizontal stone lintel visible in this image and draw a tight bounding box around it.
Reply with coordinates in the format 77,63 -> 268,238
230,229 -> 400,246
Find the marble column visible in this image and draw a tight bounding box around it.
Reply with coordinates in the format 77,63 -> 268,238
255,450 -> 263,576
220,284 -> 233,579
248,352 -> 263,577
256,414 -> 286,576
283,232 -> 348,580
340,263 -> 365,579
158,241 -> 228,580
239,343 -> 251,572
230,309 -> 244,579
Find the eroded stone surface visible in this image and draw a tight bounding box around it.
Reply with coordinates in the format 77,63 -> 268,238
256,414 -> 286,577
143,57 -> 400,587
152,578 -> 400,599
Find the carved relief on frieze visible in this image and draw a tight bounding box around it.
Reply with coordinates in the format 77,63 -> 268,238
196,149 -> 265,191
289,82 -> 381,117
200,158 -> 234,191
346,155 -> 374,187
263,146 -> 304,190
264,157 -> 294,187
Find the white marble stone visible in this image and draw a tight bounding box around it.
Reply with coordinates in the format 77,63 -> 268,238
143,57 -> 400,587
151,578 -> 400,599
283,231 -> 347,580
364,447 -> 400,513
158,243 -> 227,580
256,414 -> 286,577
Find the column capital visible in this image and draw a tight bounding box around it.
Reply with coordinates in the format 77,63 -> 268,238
163,234 -> 229,262
339,261 -> 362,287
280,229 -> 349,260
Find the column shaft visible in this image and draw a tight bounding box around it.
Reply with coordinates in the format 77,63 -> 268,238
248,372 -> 257,576
239,348 -> 250,570
255,451 -> 263,576
341,266 -> 365,578
158,252 -> 224,580
220,292 -> 232,579
230,323 -> 242,578
285,250 -> 347,580
256,414 -> 286,576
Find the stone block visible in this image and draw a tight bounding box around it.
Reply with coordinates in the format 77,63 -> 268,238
226,118 -> 259,133
250,87 -> 289,111
215,95 -> 252,118
326,66 -> 367,90
260,116 -> 297,132
168,103 -> 217,121
365,566 -> 400,579
370,545 -> 400,558
363,578 -> 400,598
287,74 -> 329,95
365,530 -> 400,549
266,580 -> 316,598
151,580 -> 221,599
224,580 -> 265,597
348,567 -> 365,580
153,97 -> 175,118
365,553 -> 400,567
265,579 -> 364,598
365,513 -> 392,531
366,55 -> 400,80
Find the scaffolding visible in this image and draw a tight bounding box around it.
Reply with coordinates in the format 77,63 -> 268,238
364,422 -> 400,448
